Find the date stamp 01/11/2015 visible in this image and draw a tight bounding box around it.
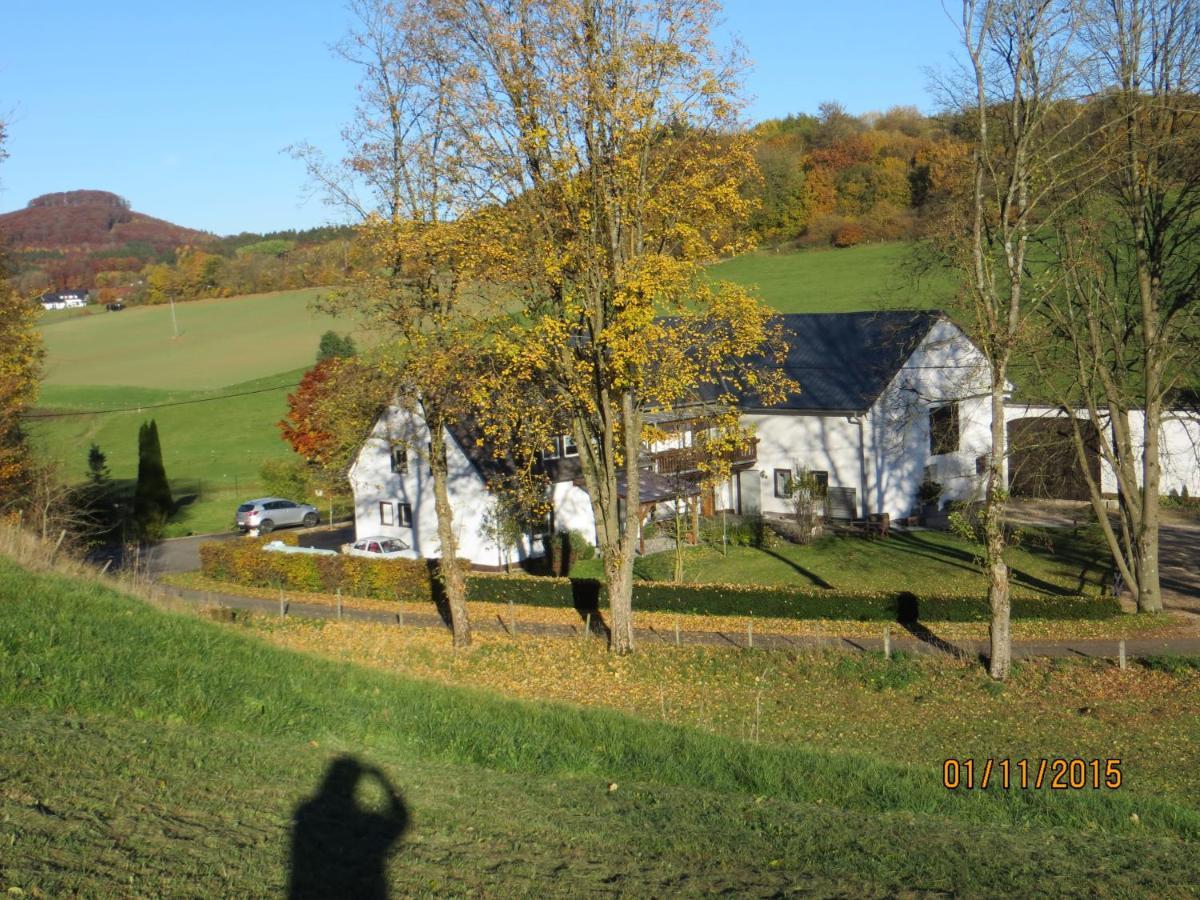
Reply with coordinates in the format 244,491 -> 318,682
942,758 -> 1123,790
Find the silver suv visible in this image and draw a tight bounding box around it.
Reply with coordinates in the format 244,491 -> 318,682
235,497 -> 319,533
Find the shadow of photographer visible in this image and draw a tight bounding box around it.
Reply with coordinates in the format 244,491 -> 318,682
288,755 -> 409,899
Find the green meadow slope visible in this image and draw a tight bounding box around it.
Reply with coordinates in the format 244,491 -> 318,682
38,288 -> 360,391
707,242 -> 958,312
1,558 -> 1198,895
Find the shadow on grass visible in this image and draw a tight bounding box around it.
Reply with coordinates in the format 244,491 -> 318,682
289,755 -> 408,900
569,579 -> 612,642
895,592 -> 981,661
758,546 -> 835,589
885,531 -> 1081,597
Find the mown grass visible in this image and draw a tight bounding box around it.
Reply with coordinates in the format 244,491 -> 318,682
573,526 -> 1112,598
706,241 -> 957,313
26,371 -> 311,536
2,554 -> 1199,895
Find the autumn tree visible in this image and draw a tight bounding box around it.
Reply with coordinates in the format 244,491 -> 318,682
435,0 -> 793,653
279,355 -> 394,475
945,0 -> 1088,679
0,125 -> 44,515
294,0 -> 491,647
1037,0 -> 1200,613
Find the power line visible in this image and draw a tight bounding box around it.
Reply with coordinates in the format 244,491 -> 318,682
21,380 -> 301,420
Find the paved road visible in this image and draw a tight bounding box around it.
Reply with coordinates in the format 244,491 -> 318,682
166,584 -> 1200,660
135,524 -> 356,576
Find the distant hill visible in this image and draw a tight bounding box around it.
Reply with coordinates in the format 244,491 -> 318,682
0,189 -> 208,254
0,190 -> 213,292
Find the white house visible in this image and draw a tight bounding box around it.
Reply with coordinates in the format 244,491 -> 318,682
38,290 -> 88,310
348,310 -> 996,565
724,311 -> 993,522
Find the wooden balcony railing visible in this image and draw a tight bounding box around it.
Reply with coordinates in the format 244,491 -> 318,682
652,438 -> 758,476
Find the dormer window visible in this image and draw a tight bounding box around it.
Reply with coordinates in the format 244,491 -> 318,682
562,434 -> 578,457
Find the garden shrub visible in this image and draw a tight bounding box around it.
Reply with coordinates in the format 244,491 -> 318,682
200,538 -> 1121,622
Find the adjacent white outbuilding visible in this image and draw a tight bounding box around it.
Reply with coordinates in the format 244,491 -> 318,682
1004,404 -> 1200,500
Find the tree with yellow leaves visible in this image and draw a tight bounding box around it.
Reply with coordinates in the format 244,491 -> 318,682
297,0 -> 495,648
0,124 -> 45,513
432,0 -> 794,653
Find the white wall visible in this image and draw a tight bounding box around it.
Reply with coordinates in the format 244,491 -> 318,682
553,481 -> 596,542
744,412 -> 866,516
348,406 -> 538,567
868,318 -> 993,517
1005,403 -> 1200,498
743,318 -> 994,520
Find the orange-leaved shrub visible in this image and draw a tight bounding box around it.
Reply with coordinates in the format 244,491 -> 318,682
199,537 -> 434,602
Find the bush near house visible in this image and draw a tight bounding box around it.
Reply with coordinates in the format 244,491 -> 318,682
199,539 -> 1121,622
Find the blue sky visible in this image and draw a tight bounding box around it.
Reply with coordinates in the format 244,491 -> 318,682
0,1 -> 961,236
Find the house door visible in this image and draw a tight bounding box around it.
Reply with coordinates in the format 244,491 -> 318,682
737,470 -> 761,515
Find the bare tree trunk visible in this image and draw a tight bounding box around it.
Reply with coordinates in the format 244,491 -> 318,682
1137,399 -> 1164,612
986,374 -> 1011,680
428,414 -> 471,648
605,393 -> 643,654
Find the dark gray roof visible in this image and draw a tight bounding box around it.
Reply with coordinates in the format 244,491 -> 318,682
731,311 -> 942,413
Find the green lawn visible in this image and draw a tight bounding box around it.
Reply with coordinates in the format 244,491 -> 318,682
707,241 -> 959,313
26,371 -> 309,536
2,556 -> 1198,895
39,288 -> 363,391
573,526 -> 1111,598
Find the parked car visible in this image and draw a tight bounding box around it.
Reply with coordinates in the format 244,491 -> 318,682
235,497 -> 319,533
105,301 -> 125,311
341,536 -> 411,559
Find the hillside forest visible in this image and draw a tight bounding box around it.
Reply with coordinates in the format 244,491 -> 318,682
1,103 -> 962,304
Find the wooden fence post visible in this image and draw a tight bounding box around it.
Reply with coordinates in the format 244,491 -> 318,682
1119,640 -> 1127,671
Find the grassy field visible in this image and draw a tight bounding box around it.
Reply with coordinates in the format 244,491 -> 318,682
573,526 -> 1111,598
26,371 -> 308,536
1,552 -> 1198,894
39,288 -> 363,391
706,241 -> 959,313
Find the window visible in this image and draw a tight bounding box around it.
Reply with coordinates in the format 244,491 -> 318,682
541,437 -> 560,460
390,446 -> 408,475
398,502 -> 413,527
930,404 -> 960,456
774,469 -> 792,499
562,434 -> 578,457
379,502 -> 394,526
976,455 -> 988,476
810,471 -> 830,494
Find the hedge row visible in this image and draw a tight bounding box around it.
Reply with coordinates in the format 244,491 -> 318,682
199,538 -> 435,603
466,573 -> 1121,622
199,540 -> 1121,622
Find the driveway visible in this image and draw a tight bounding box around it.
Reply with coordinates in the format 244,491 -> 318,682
1159,521 -> 1200,615
131,523 -> 356,576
